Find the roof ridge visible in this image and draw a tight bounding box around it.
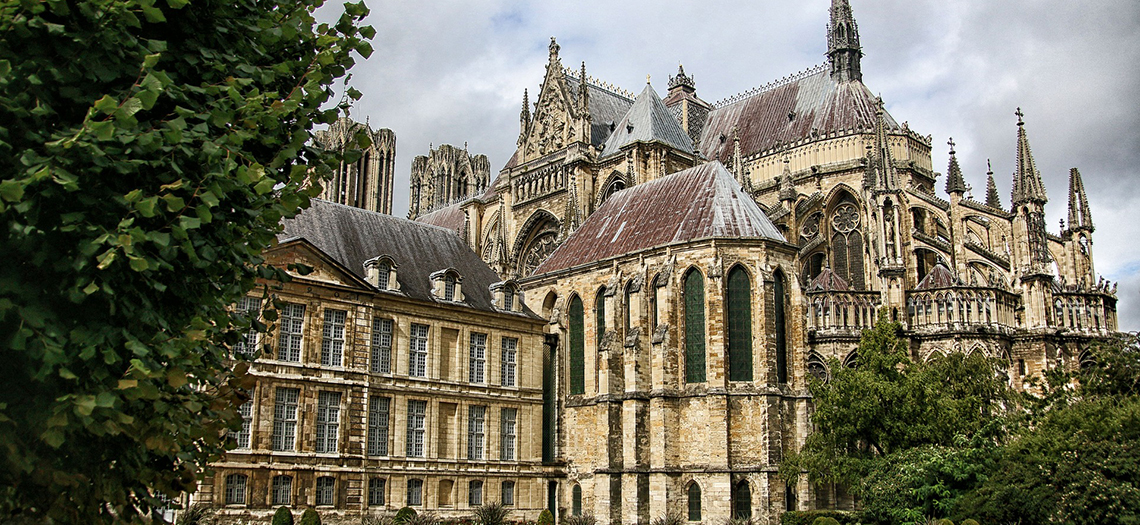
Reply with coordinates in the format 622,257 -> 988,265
713,64 -> 829,108
563,69 -> 634,100
312,198 -> 457,234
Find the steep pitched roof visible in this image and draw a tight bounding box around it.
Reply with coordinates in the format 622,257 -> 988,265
534,161 -> 783,274
415,203 -> 465,233
697,66 -> 899,163
565,74 -> 635,147
916,262 -> 960,290
281,199 -> 516,314
1011,111 -> 1048,205
600,83 -> 694,158
807,266 -> 850,292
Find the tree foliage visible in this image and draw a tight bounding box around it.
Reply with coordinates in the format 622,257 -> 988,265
0,0 -> 371,522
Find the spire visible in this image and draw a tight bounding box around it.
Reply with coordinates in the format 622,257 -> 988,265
869,97 -> 897,190
1011,108 -> 1048,206
827,0 -> 863,82
579,61 -> 590,116
779,155 -> 796,203
985,160 -> 1003,209
518,88 -> 530,148
1067,168 -> 1093,232
944,137 -> 966,195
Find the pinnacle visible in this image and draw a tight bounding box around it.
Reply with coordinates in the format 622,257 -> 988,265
944,137 -> 966,194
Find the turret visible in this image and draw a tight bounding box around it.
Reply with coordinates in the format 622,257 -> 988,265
827,0 -> 863,82
944,138 -> 967,196
984,160 -> 1003,210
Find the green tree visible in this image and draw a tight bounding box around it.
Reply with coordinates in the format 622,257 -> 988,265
781,313 -> 1012,523
299,508 -> 321,525
273,506 -> 295,525
0,0 -> 371,522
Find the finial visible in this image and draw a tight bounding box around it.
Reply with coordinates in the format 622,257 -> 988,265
947,137 -> 956,154
987,159 -> 993,175
549,37 -> 560,59
646,74 -> 651,84
1015,107 -> 1024,125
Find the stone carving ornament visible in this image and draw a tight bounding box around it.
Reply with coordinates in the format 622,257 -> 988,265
832,203 -> 860,233
800,212 -> 820,240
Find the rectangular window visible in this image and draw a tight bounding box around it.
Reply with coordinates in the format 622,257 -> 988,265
235,296 -> 261,356
502,480 -> 515,506
224,474 -> 247,505
371,318 -> 393,374
272,388 -> 299,451
316,391 -> 341,453
469,480 -> 483,506
407,478 -> 423,506
233,400 -> 253,449
406,400 -> 427,457
368,478 -> 385,506
321,309 -> 347,367
469,333 -> 487,383
271,475 -> 292,506
368,396 -> 390,457
500,408 -> 517,461
315,476 -> 335,506
277,303 -> 305,362
501,337 -> 517,387
409,324 -> 429,377
467,405 -> 485,460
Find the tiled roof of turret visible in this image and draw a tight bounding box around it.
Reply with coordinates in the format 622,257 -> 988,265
807,266 -> 850,292
698,66 -> 899,163
534,161 -> 783,274
915,262 -> 960,290
600,83 -> 694,158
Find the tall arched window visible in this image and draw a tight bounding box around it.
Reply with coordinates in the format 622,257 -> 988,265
624,281 -> 635,335
687,482 -> 702,521
572,484 -> 583,516
732,480 -> 751,519
684,269 -> 706,383
649,275 -> 659,330
830,198 -> 865,289
774,271 -> 788,384
595,288 -> 606,349
727,266 -> 752,381
569,296 -> 585,395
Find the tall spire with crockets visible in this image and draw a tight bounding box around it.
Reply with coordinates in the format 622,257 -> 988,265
1067,168 -> 1093,232
827,0 -> 863,82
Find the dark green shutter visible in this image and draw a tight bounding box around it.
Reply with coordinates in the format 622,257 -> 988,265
727,267 -> 753,381
569,297 -> 585,395
684,271 -> 706,383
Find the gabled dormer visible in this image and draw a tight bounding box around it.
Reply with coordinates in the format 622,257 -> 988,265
490,280 -> 524,313
429,268 -> 464,303
364,255 -> 400,292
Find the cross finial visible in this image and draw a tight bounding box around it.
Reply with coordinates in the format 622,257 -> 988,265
646,74 -> 651,84
987,159 -> 993,175
947,137 -> 956,154
1015,107 -> 1024,125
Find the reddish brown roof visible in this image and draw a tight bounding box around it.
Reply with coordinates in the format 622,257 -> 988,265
916,263 -> 960,290
534,161 -> 783,274
698,66 -> 898,163
415,204 -> 464,233
808,266 -> 851,292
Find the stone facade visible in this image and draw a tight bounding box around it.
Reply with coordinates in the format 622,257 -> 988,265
409,144 -> 491,220
314,117 -> 396,215
197,202 -> 552,522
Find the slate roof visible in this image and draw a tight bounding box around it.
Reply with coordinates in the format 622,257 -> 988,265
281,199 -> 523,315
534,161 -> 784,274
600,83 -> 694,159
415,203 -> 465,233
698,65 -> 899,163
807,267 -> 851,292
565,74 -> 635,148
916,262 -> 960,290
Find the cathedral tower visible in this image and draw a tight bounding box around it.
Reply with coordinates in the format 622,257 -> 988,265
827,0 -> 863,82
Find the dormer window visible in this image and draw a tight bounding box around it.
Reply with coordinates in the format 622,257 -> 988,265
364,255 -> 399,292
429,269 -> 464,303
490,281 -> 523,312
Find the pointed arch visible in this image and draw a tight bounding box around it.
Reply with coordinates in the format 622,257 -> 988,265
598,170 -> 629,206
513,209 -> 561,276
595,286 -> 607,349
807,351 -> 829,383
686,480 -> 702,521
683,267 -> 706,383
825,189 -> 865,289
732,479 -> 752,519
842,350 -> 859,369
774,268 -> 789,384
727,264 -> 753,382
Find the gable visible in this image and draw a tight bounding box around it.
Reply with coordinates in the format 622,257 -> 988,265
266,238 -> 372,291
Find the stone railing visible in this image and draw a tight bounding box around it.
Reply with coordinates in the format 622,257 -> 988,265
1050,292 -> 1117,333
513,164 -> 568,204
906,287 -> 1018,330
806,290 -> 882,331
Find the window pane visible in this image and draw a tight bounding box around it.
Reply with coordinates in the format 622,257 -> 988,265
469,480 -> 483,506
467,405 -> 485,460
775,273 -> 788,384
277,303 -> 305,362
469,333 -> 486,383
316,476 -> 335,506
684,271 -> 706,383
502,480 -> 515,506
235,296 -> 261,356
272,475 -> 292,506
321,309 -> 346,367
272,388 -> 299,451
368,396 -> 390,457
371,318 -> 393,374
595,291 -> 606,348
500,408 -> 517,461
406,400 -> 427,457
687,483 -> 702,521
316,391 -> 341,453
232,400 -> 253,449
225,474 -> 247,505
368,478 -> 386,506
410,324 -> 429,377
407,479 -> 423,506
501,337 -> 517,387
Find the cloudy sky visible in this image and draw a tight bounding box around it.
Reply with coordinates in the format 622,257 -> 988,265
330,0 -> 1140,330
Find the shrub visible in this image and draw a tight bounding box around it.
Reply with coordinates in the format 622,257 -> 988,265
810,518 -> 840,525
650,511 -> 685,525
537,510 -> 554,525
933,520 -> 954,525
175,504 -> 216,525
362,513 -> 398,525
273,506 -> 295,525
960,520 -> 979,525
395,507 -> 418,525
779,510 -> 860,525
475,502 -> 511,525
404,512 -> 440,525
300,508 -> 321,525
562,515 -> 597,525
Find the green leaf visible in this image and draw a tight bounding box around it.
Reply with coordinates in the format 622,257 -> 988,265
254,177 -> 276,195
94,95 -> 117,115
136,196 -> 158,217
143,53 -> 161,69
0,180 -> 25,202
114,97 -> 144,121
128,256 -> 149,272
137,89 -> 159,110
75,396 -> 96,416
141,4 -> 166,23
89,120 -> 114,141
166,0 -> 189,8
41,429 -> 65,449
